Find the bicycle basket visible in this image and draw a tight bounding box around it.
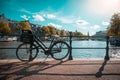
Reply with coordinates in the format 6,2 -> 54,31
20,30 -> 33,43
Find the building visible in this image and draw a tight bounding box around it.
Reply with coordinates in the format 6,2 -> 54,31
0,14 -> 43,36
94,31 -> 106,36
91,31 -> 107,41
0,14 -> 20,35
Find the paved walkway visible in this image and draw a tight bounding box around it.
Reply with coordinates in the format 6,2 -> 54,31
0,59 -> 120,80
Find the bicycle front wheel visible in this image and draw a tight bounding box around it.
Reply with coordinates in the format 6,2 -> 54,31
50,41 -> 70,60
16,43 -> 38,62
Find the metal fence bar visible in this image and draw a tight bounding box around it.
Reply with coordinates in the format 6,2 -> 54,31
72,47 -> 106,49
0,47 -> 107,49
1,47 -> 120,49
0,48 -> 17,49
68,32 -> 73,60
1,34 -> 119,60
104,36 -> 110,60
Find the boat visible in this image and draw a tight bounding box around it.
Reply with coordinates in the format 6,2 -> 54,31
110,36 -> 120,46
110,40 -> 120,46
0,36 -> 17,42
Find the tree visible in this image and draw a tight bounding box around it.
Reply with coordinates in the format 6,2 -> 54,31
107,13 -> 120,36
74,32 -> 83,36
49,26 -> 56,35
19,21 -> 31,30
0,21 -> 11,35
60,30 -> 66,36
41,26 -> 57,35
42,26 -> 50,35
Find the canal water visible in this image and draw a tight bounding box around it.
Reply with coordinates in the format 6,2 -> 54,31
0,40 -> 120,59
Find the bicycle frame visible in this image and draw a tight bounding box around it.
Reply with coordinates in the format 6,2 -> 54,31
32,34 -> 55,54
16,30 -> 70,62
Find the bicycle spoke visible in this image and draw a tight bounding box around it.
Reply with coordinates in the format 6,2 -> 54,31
50,41 -> 70,60
16,43 -> 38,62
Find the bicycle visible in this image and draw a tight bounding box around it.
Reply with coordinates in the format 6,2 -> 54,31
16,30 -> 70,62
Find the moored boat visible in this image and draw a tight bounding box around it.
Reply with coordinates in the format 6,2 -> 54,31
0,36 -> 17,42
110,36 -> 120,46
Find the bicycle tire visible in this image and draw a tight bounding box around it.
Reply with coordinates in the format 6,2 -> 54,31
50,41 -> 70,60
16,43 -> 38,62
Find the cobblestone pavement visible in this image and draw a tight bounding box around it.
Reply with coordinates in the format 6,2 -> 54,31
0,59 -> 120,80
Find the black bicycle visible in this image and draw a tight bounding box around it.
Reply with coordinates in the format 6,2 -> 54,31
16,30 -> 70,62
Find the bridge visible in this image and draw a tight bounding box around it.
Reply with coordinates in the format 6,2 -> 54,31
0,33 -> 120,80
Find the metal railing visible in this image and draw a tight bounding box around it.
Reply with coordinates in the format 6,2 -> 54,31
68,32 -> 110,60
0,32 -> 119,60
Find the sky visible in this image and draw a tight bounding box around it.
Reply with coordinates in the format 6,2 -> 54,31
0,0 -> 120,35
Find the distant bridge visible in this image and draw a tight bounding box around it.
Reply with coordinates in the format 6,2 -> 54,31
71,36 -> 106,41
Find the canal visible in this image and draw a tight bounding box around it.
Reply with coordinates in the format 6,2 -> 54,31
0,40 -> 120,59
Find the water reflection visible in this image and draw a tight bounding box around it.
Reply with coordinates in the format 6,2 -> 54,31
0,42 -> 21,59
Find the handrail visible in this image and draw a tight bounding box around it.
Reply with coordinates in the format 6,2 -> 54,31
68,32 -> 110,60
0,33 -> 120,60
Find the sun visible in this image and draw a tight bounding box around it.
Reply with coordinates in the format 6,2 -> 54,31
85,0 -> 120,15
103,0 -> 119,7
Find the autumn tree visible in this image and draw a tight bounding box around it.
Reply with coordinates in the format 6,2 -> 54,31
41,26 -> 56,35
19,21 -> 31,30
107,13 -> 120,36
60,30 -> 66,36
74,32 -> 83,36
0,21 -> 11,35
49,26 -> 56,35
42,26 -> 50,35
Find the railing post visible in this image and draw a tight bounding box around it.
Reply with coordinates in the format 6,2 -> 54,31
68,32 -> 73,60
105,36 -> 110,60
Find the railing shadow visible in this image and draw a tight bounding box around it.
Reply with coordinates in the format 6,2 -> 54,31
1,59 -> 120,80
0,60 -> 69,80
95,59 -> 108,78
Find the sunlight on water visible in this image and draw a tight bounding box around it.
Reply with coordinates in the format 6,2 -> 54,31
0,41 -> 120,59
71,41 -> 106,58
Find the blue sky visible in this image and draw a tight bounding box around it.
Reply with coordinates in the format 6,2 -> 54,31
0,0 -> 120,35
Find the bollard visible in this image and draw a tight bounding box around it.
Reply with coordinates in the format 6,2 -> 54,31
104,36 -> 110,60
68,32 -> 73,60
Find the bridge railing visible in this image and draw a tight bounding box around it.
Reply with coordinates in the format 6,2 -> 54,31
0,32 -> 119,60
68,32 -> 110,60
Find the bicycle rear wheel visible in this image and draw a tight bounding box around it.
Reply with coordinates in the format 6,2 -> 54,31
16,43 -> 38,62
50,41 -> 70,60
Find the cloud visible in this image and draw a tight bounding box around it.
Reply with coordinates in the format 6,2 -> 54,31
33,14 -> 45,22
102,21 -> 110,26
26,10 -> 83,24
76,20 -> 89,25
89,25 -> 101,35
45,13 -> 74,23
90,25 -> 100,30
56,17 -> 74,24
46,14 -> 56,19
21,15 -> 30,20
30,11 -> 73,23
36,11 -> 75,24
20,9 -> 33,14
48,23 -> 62,29
76,24 -> 101,36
